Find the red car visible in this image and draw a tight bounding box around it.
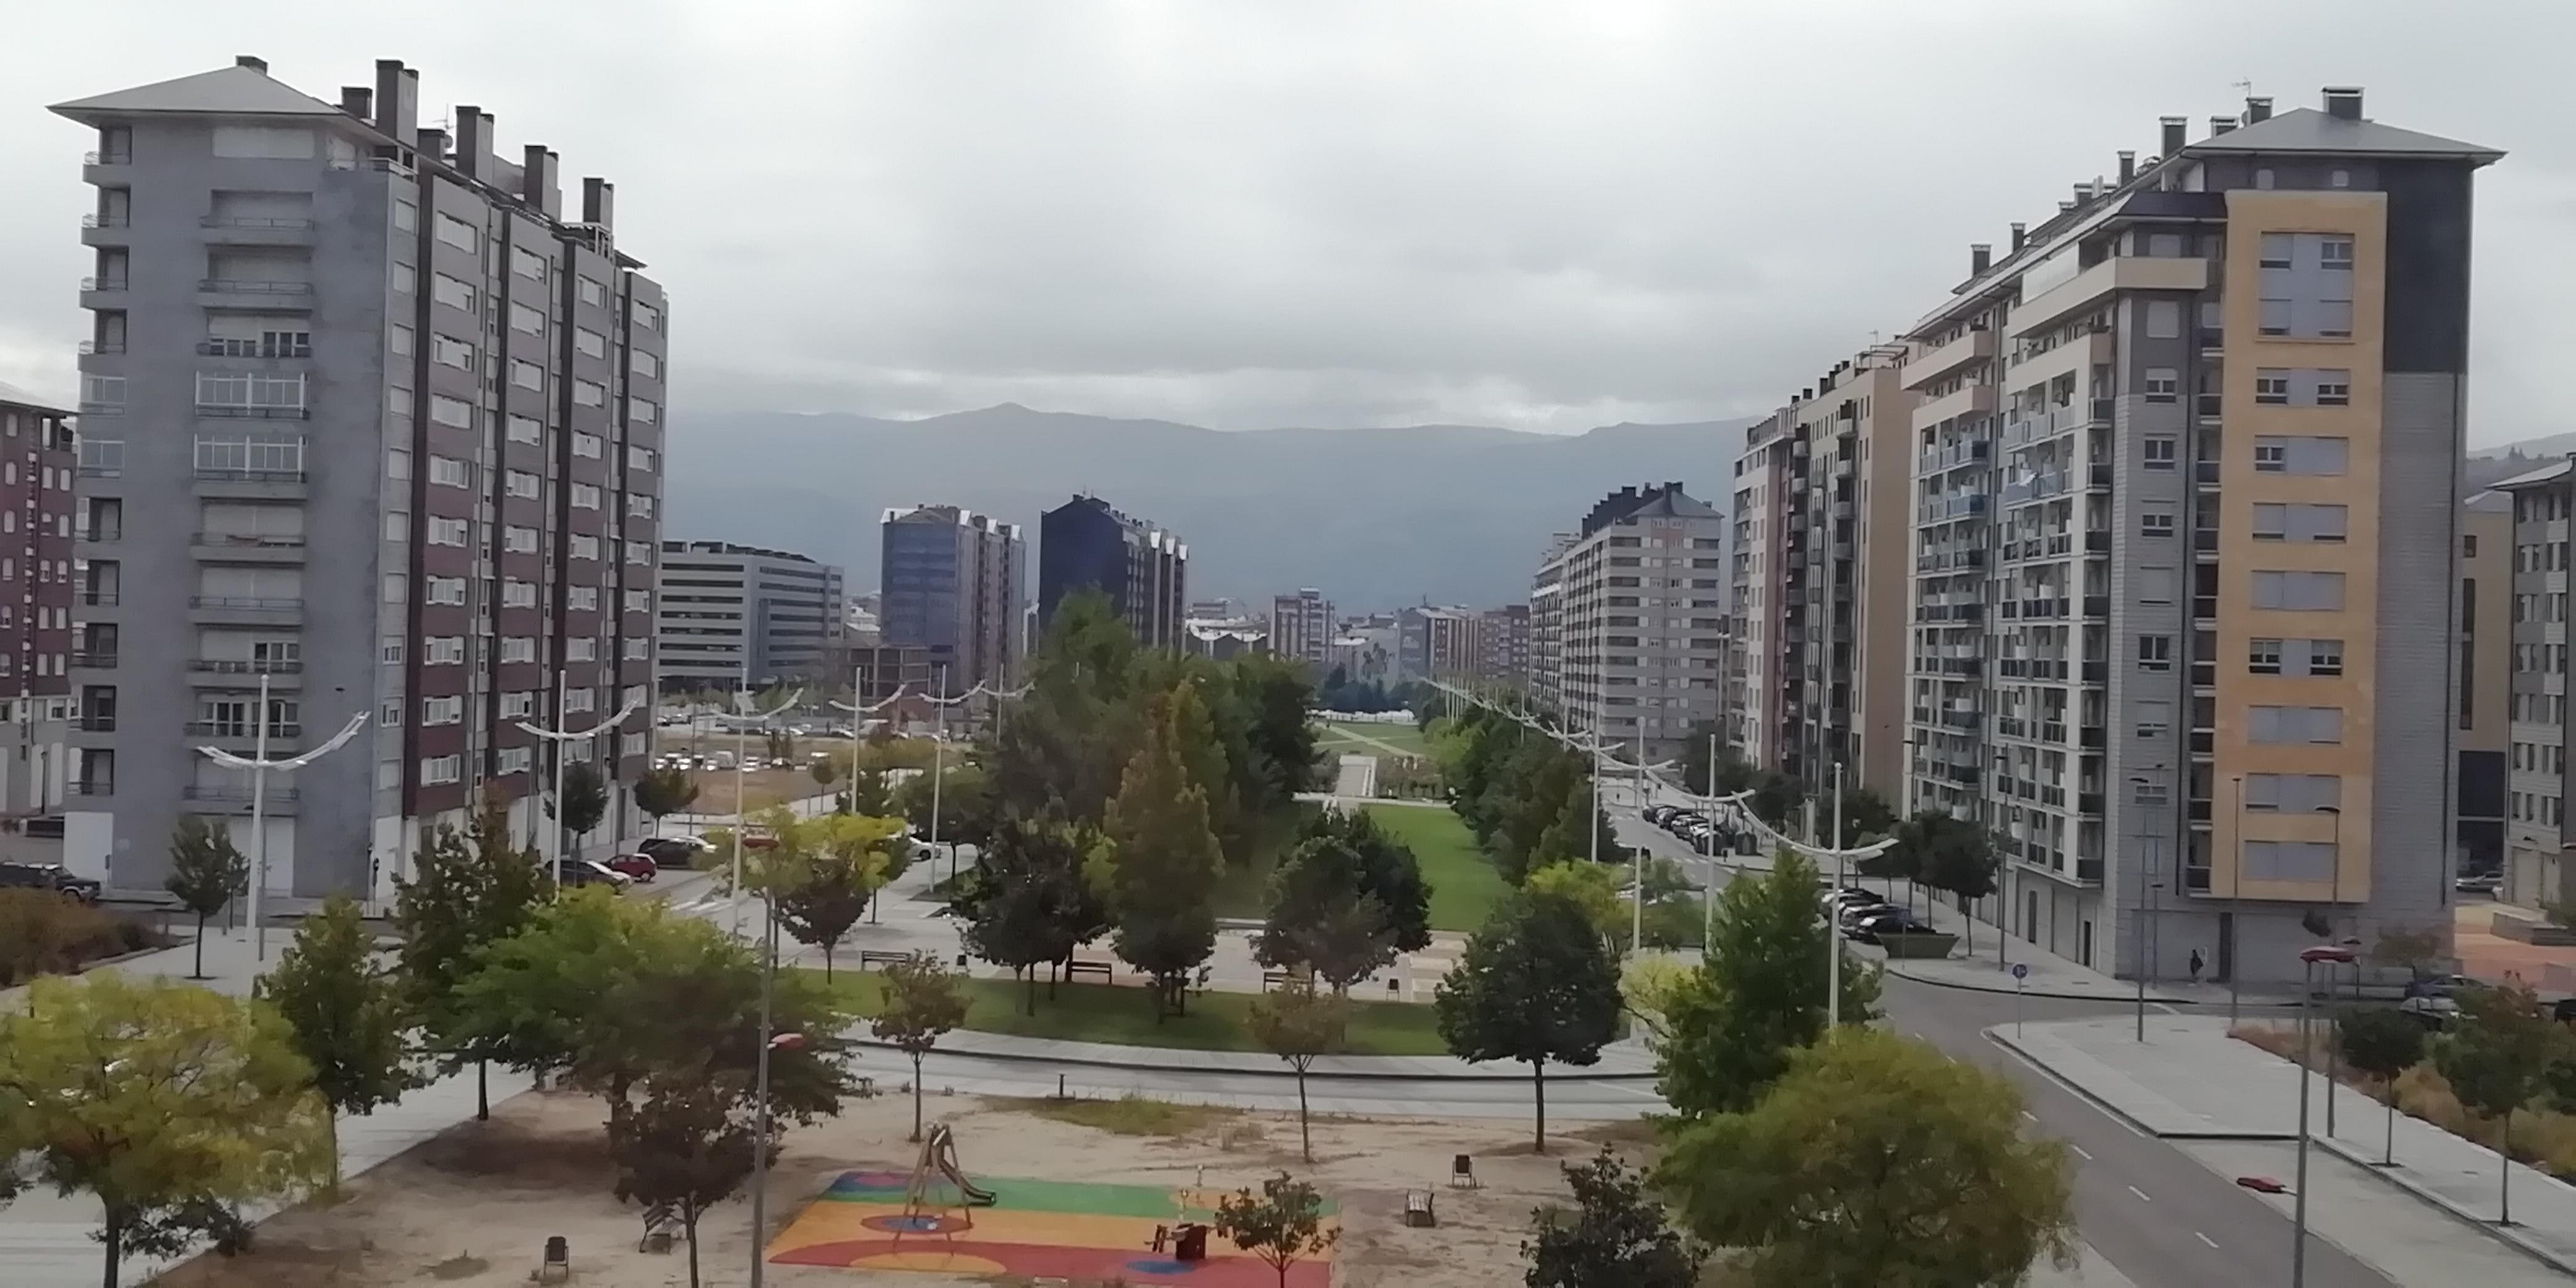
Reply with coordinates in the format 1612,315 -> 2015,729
602,854 -> 658,883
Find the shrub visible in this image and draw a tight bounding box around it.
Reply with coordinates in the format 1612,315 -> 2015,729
0,890 -> 167,986
2232,1021 -> 2576,1180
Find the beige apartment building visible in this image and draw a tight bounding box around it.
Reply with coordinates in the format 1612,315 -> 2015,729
1533,484 -> 1725,762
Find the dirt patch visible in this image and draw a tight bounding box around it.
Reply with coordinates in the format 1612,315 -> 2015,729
157,1081 -> 1609,1287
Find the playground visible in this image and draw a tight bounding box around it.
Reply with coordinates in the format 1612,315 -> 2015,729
767,1126 -> 1335,1286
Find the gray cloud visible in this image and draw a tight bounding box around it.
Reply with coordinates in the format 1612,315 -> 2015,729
0,0 -> 2567,440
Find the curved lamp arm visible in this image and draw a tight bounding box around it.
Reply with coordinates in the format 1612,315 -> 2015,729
196,711 -> 371,771
515,697 -> 645,744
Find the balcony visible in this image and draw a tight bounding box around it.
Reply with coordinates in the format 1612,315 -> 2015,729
198,339 -> 313,359
184,720 -> 303,741
192,467 -> 307,500
1912,382 -> 1999,432
73,714 -> 115,733
2087,463 -> 2112,490
191,531 -> 307,563
77,524 -> 120,545
77,590 -> 120,607
2086,529 -> 2110,553
82,150 -> 131,184
2079,791 -> 2105,816
2080,724 -> 2106,749
2075,858 -> 2104,884
79,212 -> 131,247
69,778 -> 115,798
1902,328 -> 1999,391
198,279 -> 313,308
69,650 -> 116,669
181,786 -> 302,811
199,214 -> 315,246
2194,460 -> 2221,485
79,277 -> 128,308
2082,594 -> 2110,617
187,595 -> 303,624
2082,660 -> 2108,684
2008,256 -> 2211,337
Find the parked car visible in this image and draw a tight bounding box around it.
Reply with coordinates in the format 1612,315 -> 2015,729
1852,910 -> 1934,943
601,854 -> 659,883
2397,994 -> 2461,1030
2453,871 -> 2502,895
1837,902 -> 1900,936
1643,804 -> 1674,825
0,861 -> 101,904
638,836 -> 711,868
555,859 -> 630,890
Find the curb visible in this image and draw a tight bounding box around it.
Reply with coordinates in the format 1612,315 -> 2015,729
848,1035 -> 1661,1084
1984,1025 -> 2294,1141
1889,960 -> 2195,1005
2313,1129 -> 2576,1275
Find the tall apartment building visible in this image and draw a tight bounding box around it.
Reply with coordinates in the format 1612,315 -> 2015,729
1037,494 -> 1186,650
1533,484 -> 1725,762
54,57 -> 668,895
2458,490 -> 2508,879
879,505 -> 1024,694
0,384 -> 76,864
1723,411 -> 1794,775
1270,588 -> 1333,668
2497,465 -> 2576,907
1530,534 -> 1573,716
1889,88 -> 2496,981
1782,349 -> 1913,799
655,541 -> 843,690
1478,604 -> 1531,687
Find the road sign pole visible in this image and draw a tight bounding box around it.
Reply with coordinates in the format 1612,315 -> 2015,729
2012,962 -> 2029,1037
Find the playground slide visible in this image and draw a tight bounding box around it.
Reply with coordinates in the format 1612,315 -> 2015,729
929,1125 -> 998,1206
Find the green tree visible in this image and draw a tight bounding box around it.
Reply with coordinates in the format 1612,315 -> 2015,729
2335,1005 -> 2428,1167
393,802 -> 549,1119
1525,861 -> 1624,944
1234,654 -> 1323,798
1528,783 -> 1620,877
1746,772 -> 1803,831
257,896 -> 418,1191
1834,786 -> 1898,844
739,809 -> 905,978
634,765 -> 700,837
1248,980 -> 1347,1162
608,1077 -> 755,1288
843,764 -> 893,817
1896,811 -> 1996,953
897,757 -> 998,851
1090,691 -> 1227,1019
872,956 -> 972,1142
1656,850 -> 1881,1120
0,974 -> 330,1286
2432,980 -> 2574,1224
809,757 -> 838,790
1523,1146 -> 1700,1288
1678,726 -> 1756,798
1256,836 -> 1399,991
1213,1172 -> 1340,1288
1434,892 -> 1623,1152
1658,1029 -> 2077,1287
1303,807 -> 1432,952
956,812 -> 1102,1012
164,817 -> 248,980
990,589 -> 1146,825
561,756 -> 611,848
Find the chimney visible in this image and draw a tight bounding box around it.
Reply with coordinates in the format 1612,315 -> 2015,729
2323,86 -> 2364,121
1970,243 -> 1991,275
2058,199 -> 2076,212
453,107 -> 489,179
416,126 -> 446,162
581,177 -> 615,229
2073,183 -> 2093,208
522,145 -> 560,217
2160,115 -> 2188,157
340,85 -> 372,118
373,59 -> 419,142
235,54 -> 268,74
2118,150 -> 2136,183
2246,95 -> 2274,123
2210,116 -> 2235,136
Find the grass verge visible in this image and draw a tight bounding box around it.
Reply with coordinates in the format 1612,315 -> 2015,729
808,969 -> 1448,1056
995,1093 -> 1241,1137
1360,803 -> 1510,932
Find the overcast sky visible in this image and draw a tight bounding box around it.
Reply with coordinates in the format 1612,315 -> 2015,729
1,0 -> 2567,440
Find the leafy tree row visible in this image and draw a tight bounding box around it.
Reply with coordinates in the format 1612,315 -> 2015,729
1429,706 -> 1618,884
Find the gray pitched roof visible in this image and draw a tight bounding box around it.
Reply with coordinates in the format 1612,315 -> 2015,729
2185,107 -> 2502,163
51,65 -> 347,123
2492,459 -> 2572,491
0,380 -> 69,415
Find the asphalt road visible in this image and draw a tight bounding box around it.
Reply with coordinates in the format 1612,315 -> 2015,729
1617,806 -> 2395,1288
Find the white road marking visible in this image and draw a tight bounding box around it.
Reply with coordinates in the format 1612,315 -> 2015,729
2127,1185 -> 2152,1203
2021,1111 -> 2038,1123
2070,1144 -> 2093,1161
2195,1232 -> 2217,1250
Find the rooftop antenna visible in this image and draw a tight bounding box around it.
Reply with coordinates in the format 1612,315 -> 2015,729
2230,77 -> 2255,100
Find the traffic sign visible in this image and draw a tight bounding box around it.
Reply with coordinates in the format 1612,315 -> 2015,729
2011,962 -> 2029,980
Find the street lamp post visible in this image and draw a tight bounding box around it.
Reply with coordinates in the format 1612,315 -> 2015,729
513,688 -> 644,897
726,679 -> 806,933
2294,942 -> 2357,1288
2229,773 -> 2245,1025
191,678 -> 370,962
929,663 -> 950,879
2316,803 -> 2346,1136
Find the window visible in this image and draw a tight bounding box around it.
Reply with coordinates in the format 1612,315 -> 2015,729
573,379 -> 606,407
2145,300 -> 2181,339
389,383 -> 412,420
2133,777 -> 2170,806
2253,434 -> 2346,476
575,328 -> 607,359
429,394 -> 474,429
511,302 -> 546,334
633,351 -> 658,380
497,747 -> 532,775
512,245 -> 546,281
2143,436 -> 2177,470
2137,635 -> 2173,671
565,686 -> 596,713
2315,371 -> 2350,406
572,432 -> 603,459
423,636 -> 466,664
2144,368 -> 2178,402
2304,639 -> 2345,677
2244,840 -> 2336,882
2250,638 -> 2283,674
2255,370 -> 2291,405
632,399 -> 658,425
389,323 -> 414,357
567,586 -> 599,611
629,494 -> 656,520
505,469 -> 541,500
577,276 -> 607,308
2253,439 -> 2286,471
502,578 -> 536,607
510,360 -> 544,391
419,755 -> 463,785
2252,504 -> 2287,541
570,534 -> 600,560
435,213 -> 477,253
624,637 -> 650,659
195,372 -> 305,410
500,690 -> 535,718
2135,699 -> 2172,738
2260,298 -> 2291,336
2320,236 -> 2355,269
624,588 -> 651,613
429,455 -> 470,488
622,731 -> 648,757
503,524 -> 538,554
383,573 -> 407,603
394,201 -> 417,232
386,448 -> 411,481
2253,503 -> 2348,543
432,334 -> 474,369
500,637 -> 536,664
424,575 -> 467,606
2253,168 -> 2276,190
2260,233 -> 2294,269
2330,170 -> 2351,189
565,637 -> 598,661
425,516 -> 469,547
2250,705 -> 2344,744
507,414 -> 541,445
2141,510 -> 2175,538
2138,565 -> 2175,604
2251,570 -> 2346,611
432,273 -> 476,313
631,447 -> 656,474
635,301 -> 660,332
570,482 -> 601,510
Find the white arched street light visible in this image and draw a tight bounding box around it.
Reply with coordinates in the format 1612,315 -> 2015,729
725,683 -> 804,933
515,675 -> 644,895
194,678 -> 370,962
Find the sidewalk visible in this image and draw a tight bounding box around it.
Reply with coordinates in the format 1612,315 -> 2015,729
876,1027 -> 1657,1080
1995,1014 -> 2576,1274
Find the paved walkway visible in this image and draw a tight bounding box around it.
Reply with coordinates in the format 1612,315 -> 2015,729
879,1027 -> 1655,1079
1995,1014 -> 2576,1275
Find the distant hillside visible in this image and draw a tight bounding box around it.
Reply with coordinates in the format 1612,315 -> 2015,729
661,404 -> 1751,611
2469,432 -> 2576,494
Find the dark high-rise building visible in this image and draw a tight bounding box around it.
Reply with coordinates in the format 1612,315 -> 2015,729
1037,495 -> 1186,650
879,504 -> 1024,694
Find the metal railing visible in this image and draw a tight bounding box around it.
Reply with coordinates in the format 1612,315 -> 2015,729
182,786 -> 302,805
186,595 -> 303,611
184,720 -> 303,739
69,651 -> 116,669
193,468 -> 307,485
197,340 -> 313,358
191,659 -> 303,674
196,279 -> 313,295
200,215 -> 315,230
191,531 -> 307,548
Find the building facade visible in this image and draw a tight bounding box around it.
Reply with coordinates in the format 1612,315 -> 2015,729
1724,411 -> 1796,776
1884,89 -> 2495,981
2458,490 -> 2508,880
0,383 -> 75,865
2498,464 -> 2575,908
1270,588 -> 1333,669
56,57 -> 668,896
1036,494 -> 1186,650
655,541 -> 843,691
1478,604 -> 1531,688
1535,484 -> 1725,763
879,504 -> 1024,695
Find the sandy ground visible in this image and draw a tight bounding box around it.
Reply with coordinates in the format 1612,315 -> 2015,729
152,1083 -> 1624,1288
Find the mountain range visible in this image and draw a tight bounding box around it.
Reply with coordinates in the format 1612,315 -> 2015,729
662,404 -> 1752,612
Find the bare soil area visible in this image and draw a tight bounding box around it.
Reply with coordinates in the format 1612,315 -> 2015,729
154,1086 -> 1625,1287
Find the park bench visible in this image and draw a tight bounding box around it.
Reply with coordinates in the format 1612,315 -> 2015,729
859,949 -> 923,970
1064,960 -> 1114,984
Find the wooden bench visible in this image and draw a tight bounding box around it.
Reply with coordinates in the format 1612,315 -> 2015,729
859,949 -> 923,970
1064,960 -> 1113,984
1404,1190 -> 1437,1227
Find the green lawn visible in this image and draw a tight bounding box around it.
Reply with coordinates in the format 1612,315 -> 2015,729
807,969 -> 1447,1055
1362,804 -> 1510,932
1316,720 -> 1429,757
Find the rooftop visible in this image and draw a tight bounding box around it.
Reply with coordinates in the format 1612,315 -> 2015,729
51,61 -> 349,123
0,380 -> 71,416
2183,105 -> 2502,164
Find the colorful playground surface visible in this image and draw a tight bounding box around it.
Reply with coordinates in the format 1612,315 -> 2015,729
767,1167 -> 1337,1286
